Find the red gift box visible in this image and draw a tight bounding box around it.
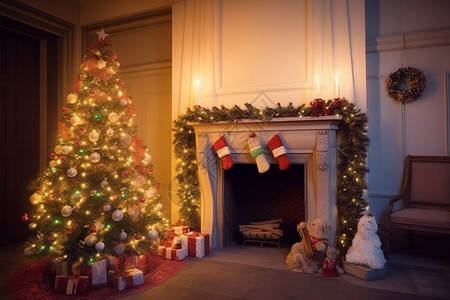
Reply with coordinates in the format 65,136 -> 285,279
157,246 -> 186,260
167,224 -> 190,237
55,275 -> 88,294
108,268 -> 144,291
183,232 -> 210,258
135,254 -> 150,274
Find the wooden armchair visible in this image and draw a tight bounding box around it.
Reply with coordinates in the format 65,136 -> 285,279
385,155 -> 450,257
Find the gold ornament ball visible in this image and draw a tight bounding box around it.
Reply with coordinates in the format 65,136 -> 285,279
112,209 -> 124,221
90,152 -> 101,163
61,205 -> 73,217
29,192 -> 42,205
84,234 -> 97,247
67,93 -> 78,104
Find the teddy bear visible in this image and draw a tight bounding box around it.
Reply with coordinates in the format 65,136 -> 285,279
345,214 -> 386,269
321,247 -> 344,277
285,219 -> 330,273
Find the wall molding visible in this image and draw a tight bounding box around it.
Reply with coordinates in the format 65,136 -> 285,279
82,6 -> 171,50
120,60 -> 172,79
367,27 -> 450,53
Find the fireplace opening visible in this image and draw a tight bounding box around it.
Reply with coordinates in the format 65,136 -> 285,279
223,163 -> 305,247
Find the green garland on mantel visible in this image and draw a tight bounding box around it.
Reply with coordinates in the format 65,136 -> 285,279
172,98 -> 369,256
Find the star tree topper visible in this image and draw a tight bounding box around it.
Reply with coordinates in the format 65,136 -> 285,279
96,28 -> 109,41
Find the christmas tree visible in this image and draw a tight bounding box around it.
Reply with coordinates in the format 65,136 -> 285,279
22,29 -> 168,266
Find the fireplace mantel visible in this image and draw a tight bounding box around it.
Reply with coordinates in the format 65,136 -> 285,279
191,116 -> 342,248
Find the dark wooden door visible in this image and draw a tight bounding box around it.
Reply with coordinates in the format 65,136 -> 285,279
0,28 -> 40,245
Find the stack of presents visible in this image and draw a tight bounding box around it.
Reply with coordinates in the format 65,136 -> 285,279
157,224 -> 210,261
53,224 -> 210,295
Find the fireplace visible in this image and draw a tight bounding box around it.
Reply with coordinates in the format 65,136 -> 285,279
224,163 -> 305,245
191,116 -> 341,248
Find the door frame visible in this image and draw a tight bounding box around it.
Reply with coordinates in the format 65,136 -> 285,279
0,0 -> 74,168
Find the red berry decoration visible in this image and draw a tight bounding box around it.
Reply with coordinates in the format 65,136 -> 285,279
66,230 -> 72,236
75,140 -> 82,146
88,88 -> 95,95
90,225 -> 97,233
121,170 -> 129,177
48,235 -> 55,243
139,196 -> 145,203
49,153 -> 56,160
135,233 -> 142,240
76,128 -> 86,136
21,213 -> 29,222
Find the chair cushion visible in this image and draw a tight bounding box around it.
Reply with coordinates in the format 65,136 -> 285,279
390,208 -> 450,229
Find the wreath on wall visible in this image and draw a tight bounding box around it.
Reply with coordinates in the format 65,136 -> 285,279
173,98 -> 369,257
386,66 -> 426,103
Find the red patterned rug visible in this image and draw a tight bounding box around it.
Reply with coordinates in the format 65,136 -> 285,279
7,253 -> 187,299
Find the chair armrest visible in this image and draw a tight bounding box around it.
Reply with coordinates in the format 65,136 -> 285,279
388,195 -> 403,214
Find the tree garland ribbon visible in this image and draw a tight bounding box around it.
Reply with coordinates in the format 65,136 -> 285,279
172,98 -> 369,257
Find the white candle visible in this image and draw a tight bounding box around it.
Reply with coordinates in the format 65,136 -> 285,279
334,74 -> 340,98
193,79 -> 200,105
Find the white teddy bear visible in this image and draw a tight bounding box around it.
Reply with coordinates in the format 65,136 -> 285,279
346,214 -> 386,269
285,219 -> 330,273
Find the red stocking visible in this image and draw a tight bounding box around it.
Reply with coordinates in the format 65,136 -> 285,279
267,134 -> 290,170
213,136 -> 233,170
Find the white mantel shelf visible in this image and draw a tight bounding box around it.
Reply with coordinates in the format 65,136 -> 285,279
191,116 -> 342,248
190,116 -> 342,132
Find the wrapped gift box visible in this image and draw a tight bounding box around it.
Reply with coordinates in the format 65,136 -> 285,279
167,224 -> 189,237
157,246 -> 186,261
52,259 -> 69,276
108,268 -> 144,291
171,236 -> 182,249
55,275 -> 88,294
106,255 -> 116,270
90,259 -> 107,286
181,232 -> 210,258
135,254 -> 150,274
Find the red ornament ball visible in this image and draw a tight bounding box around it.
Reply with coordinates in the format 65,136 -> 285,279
76,128 -> 86,136
139,196 -> 146,203
21,213 -> 29,222
121,170 -> 129,177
